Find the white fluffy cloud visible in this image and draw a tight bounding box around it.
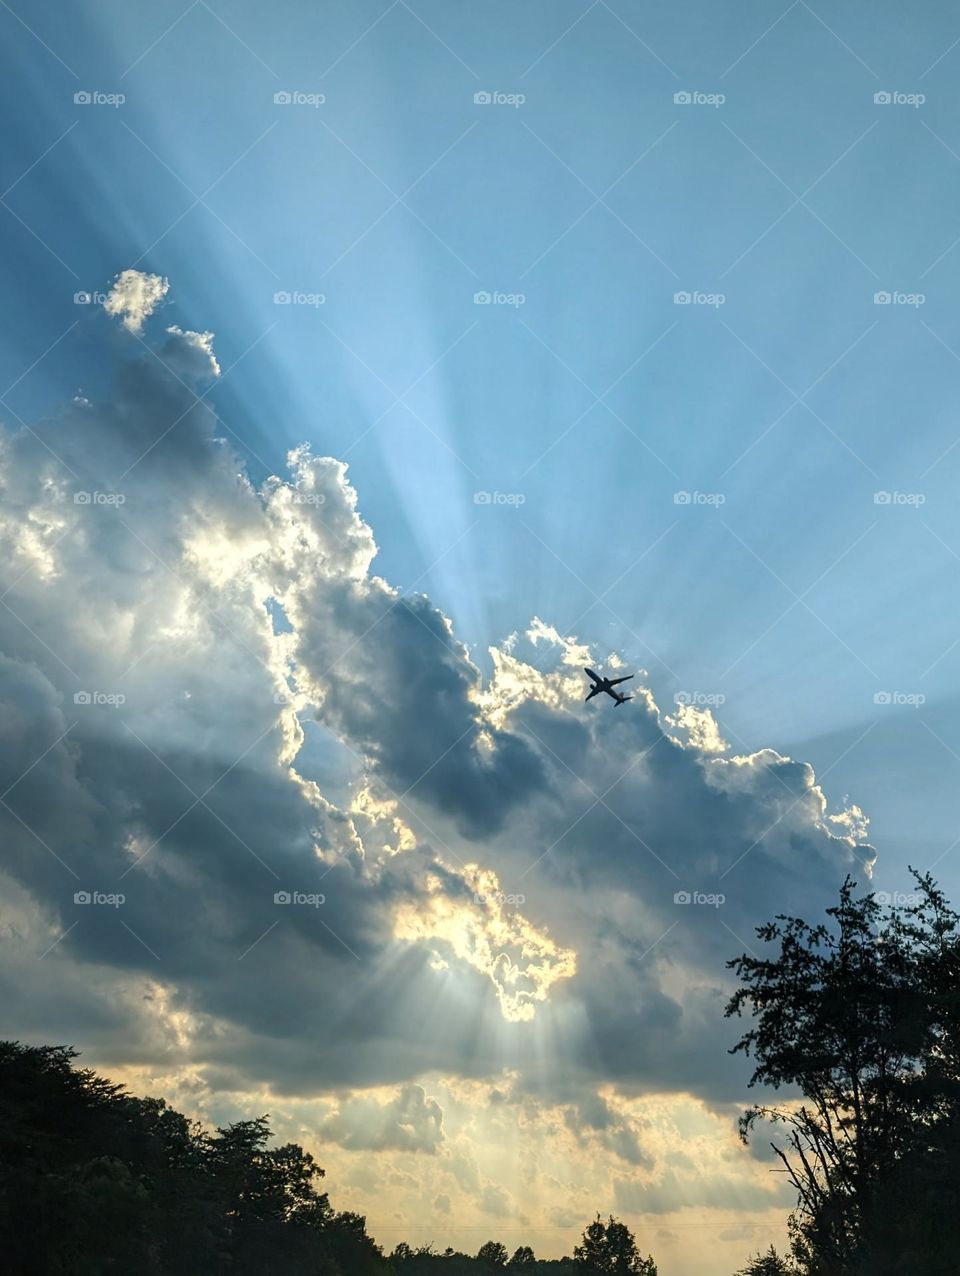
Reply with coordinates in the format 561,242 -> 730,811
103,268 -> 169,332
163,325 -> 221,378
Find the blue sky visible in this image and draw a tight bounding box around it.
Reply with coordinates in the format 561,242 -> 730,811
2,2 -> 960,1270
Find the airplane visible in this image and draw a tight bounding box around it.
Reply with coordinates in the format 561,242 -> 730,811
584,667 -> 634,706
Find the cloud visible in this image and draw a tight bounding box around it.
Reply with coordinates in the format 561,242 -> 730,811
665,702 -> 728,754
318,1084 -> 444,1153
480,1182 -> 512,1217
163,326 -> 221,379
103,268 -> 169,333
392,862 -> 576,1022
563,1094 -> 652,1167
613,1165 -> 788,1215
0,277 -> 875,1130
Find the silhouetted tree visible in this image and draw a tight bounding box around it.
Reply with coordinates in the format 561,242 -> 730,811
478,1239 -> 509,1266
734,1245 -> 795,1275
727,872 -> 960,1275
573,1214 -> 657,1273
509,1245 -> 536,1266
0,1040 -> 392,1275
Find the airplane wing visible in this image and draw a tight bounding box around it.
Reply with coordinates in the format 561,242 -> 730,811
584,667 -> 602,683
584,686 -> 602,701
607,674 -> 633,687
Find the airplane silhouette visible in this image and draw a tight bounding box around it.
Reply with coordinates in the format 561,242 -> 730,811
584,667 -> 634,706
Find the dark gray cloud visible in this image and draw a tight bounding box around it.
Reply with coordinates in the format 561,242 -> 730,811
563,1094 -> 653,1167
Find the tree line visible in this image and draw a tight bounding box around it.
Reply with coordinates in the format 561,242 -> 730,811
0,1037 -> 656,1274
2,871 -> 959,1273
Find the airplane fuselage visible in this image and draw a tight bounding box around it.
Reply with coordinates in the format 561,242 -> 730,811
584,667 -> 634,706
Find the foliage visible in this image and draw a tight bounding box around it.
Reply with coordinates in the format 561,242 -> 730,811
22,864 -> 960,1276
726,871 -> 960,1275
573,1214 -> 657,1274
510,1247 -> 537,1266
477,1239 -> 509,1266
734,1245 -> 795,1275
0,1040 -> 389,1275
0,1042 -> 652,1275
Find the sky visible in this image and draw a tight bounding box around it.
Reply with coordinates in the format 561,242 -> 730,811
1,2 -> 960,1272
